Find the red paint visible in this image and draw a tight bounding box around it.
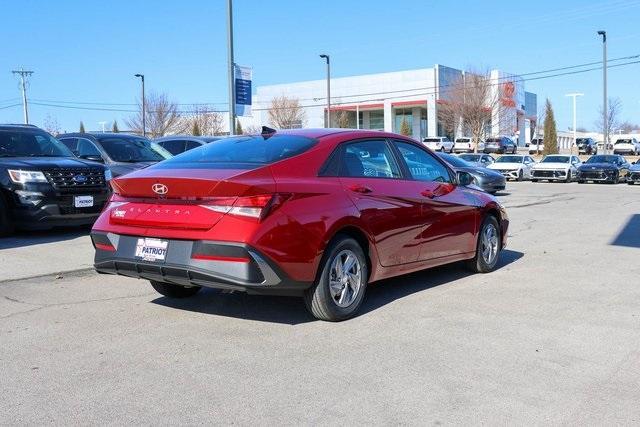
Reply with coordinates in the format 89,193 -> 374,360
93,129 -> 509,284
391,100 -> 427,107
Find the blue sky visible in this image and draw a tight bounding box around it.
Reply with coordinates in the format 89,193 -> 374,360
1,0 -> 639,133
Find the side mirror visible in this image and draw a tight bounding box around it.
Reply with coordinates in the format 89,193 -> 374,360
80,155 -> 105,163
457,171 -> 474,186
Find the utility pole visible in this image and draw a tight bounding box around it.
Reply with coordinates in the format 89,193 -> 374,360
12,67 -> 34,124
565,93 -> 583,154
134,74 -> 145,137
227,0 -> 236,135
597,31 -> 607,154
319,54 -> 331,127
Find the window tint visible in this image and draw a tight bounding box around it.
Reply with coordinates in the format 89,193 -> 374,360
158,140 -> 186,155
158,134 -> 317,169
77,138 -> 102,157
395,141 -> 451,183
185,140 -> 201,151
338,140 -> 400,178
98,137 -> 168,162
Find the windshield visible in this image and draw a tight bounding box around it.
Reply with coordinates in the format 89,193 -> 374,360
455,138 -> 471,143
585,155 -> 619,164
157,134 -> 317,169
615,139 -> 632,144
437,153 -> 471,168
496,155 -> 523,163
459,154 -> 482,162
98,137 -> 171,162
576,138 -> 590,144
531,139 -> 543,144
0,129 -> 74,157
542,156 -> 570,163
423,138 -> 442,142
486,138 -> 502,143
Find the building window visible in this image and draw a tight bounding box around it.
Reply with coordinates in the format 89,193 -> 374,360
369,111 -> 384,130
420,108 -> 427,139
394,109 -> 413,135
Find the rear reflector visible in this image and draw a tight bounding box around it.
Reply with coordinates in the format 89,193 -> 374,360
95,243 -> 116,252
191,254 -> 250,263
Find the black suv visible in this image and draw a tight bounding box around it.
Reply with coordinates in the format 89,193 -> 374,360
57,133 -> 172,178
576,137 -> 597,155
0,125 -> 111,236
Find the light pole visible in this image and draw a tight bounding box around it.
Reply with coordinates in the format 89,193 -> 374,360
134,74 -> 146,137
319,54 -> 331,128
227,0 -> 236,135
597,31 -> 607,154
565,93 -> 583,154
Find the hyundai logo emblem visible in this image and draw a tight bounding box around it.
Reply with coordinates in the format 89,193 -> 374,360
152,183 -> 168,195
72,174 -> 87,183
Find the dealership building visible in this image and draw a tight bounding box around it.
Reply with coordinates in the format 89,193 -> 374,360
247,64 -> 538,146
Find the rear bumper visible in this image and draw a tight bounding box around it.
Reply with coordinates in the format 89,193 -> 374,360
91,232 -> 312,296
483,147 -> 504,154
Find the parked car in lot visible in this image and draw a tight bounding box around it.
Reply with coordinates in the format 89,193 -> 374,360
531,155 -> 581,183
576,137 -> 598,155
628,161 -> 640,185
422,136 -> 454,153
91,128 -> 509,321
154,136 -> 224,156
612,138 -> 640,155
529,138 -> 544,154
453,137 -> 484,153
0,124 -> 111,236
484,137 -> 517,154
437,152 -> 506,194
488,154 -> 536,181
458,153 -> 495,168
58,133 -> 172,178
576,154 -> 631,184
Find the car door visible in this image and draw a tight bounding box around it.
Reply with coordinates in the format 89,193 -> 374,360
392,140 -> 479,261
335,138 -> 425,266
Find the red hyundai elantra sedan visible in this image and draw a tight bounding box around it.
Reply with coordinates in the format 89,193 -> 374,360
92,128 -> 508,321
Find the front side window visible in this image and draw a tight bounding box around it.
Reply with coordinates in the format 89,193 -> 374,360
338,140 -> 401,178
0,130 -> 73,157
395,141 -> 451,183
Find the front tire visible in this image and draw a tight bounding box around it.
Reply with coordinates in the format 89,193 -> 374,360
517,169 -> 524,182
565,170 -> 572,183
0,197 -> 14,237
466,216 -> 501,273
304,236 -> 368,322
150,281 -> 202,298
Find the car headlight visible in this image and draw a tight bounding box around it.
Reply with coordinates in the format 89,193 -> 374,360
104,169 -> 113,181
8,169 -> 48,184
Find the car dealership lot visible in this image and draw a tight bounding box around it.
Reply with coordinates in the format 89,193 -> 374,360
1,183 -> 640,424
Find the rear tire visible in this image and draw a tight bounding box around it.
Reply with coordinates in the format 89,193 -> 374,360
517,169 -> 524,182
150,281 -> 202,298
466,215 -> 501,273
531,179 -> 538,183
304,236 -> 368,322
565,171 -> 572,183
0,196 -> 14,237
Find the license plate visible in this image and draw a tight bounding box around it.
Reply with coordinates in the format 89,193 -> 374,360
135,238 -> 168,262
74,195 -> 94,208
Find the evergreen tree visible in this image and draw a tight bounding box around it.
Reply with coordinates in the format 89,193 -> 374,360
112,120 -> 119,133
192,121 -> 202,136
235,120 -> 243,135
400,118 -> 411,136
543,99 -> 558,155
79,121 -> 86,133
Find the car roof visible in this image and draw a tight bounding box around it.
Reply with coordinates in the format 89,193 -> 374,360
0,124 -> 42,131
154,135 -> 216,142
57,132 -> 149,140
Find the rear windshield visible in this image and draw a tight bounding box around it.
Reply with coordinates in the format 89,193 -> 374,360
0,129 -> 73,158
576,138 -> 591,144
423,138 -> 442,142
98,137 -> 171,162
455,138 -> 471,143
158,134 -> 317,169
615,139 -> 632,144
486,138 -> 501,143
531,139 -> 543,144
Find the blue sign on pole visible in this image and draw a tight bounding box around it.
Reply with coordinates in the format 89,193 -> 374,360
234,65 -> 252,117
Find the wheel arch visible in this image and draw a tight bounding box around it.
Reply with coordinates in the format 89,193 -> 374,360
321,222 -> 380,282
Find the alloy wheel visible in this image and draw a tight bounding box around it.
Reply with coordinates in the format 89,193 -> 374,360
328,249 -> 363,308
481,223 -> 499,265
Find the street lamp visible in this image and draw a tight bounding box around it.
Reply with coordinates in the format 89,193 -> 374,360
227,0 -> 236,135
319,54 -> 331,128
565,93 -> 583,153
134,73 -> 145,137
597,31 -> 607,153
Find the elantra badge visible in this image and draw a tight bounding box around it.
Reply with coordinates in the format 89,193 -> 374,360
152,183 -> 168,195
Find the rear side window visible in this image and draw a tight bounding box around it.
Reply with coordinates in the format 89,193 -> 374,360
157,134 -> 317,169
185,141 -> 201,151
159,139 -> 186,155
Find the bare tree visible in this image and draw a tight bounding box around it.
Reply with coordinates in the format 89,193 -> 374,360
126,91 -> 182,138
42,114 -> 61,136
243,124 -> 262,135
618,120 -> 640,133
180,105 -> 225,135
267,95 -> 306,129
336,110 -> 350,128
595,97 -> 622,144
439,71 -> 511,153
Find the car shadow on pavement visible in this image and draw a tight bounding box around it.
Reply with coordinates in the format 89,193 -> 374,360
0,227 -> 90,250
151,249 -> 524,325
610,214 -> 640,248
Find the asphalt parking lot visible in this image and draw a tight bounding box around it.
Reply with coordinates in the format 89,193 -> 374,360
1,182 -> 639,424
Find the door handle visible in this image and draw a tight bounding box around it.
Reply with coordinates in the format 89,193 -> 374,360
349,184 -> 372,194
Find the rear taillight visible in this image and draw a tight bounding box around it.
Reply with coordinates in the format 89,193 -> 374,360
200,193 -> 290,220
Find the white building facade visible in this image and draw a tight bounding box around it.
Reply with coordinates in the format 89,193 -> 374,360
248,65 -> 538,146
